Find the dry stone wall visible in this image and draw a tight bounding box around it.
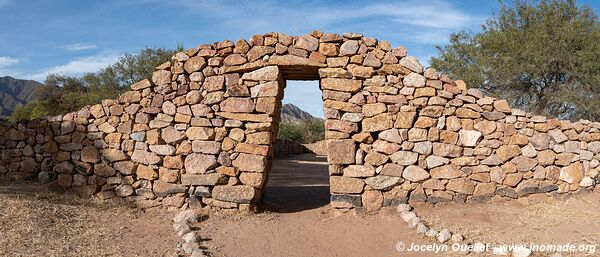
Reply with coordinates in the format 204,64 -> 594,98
0,31 -> 599,211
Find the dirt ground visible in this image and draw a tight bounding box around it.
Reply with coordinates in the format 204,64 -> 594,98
199,154 -> 432,257
0,182 -> 179,257
417,192 -> 600,257
199,154 -> 600,257
2,154 -> 599,257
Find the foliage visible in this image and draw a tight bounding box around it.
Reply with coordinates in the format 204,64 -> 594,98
277,119 -> 325,144
9,46 -> 182,122
430,0 -> 600,120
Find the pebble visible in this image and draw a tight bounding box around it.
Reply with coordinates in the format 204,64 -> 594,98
397,204 -> 411,213
451,233 -> 464,243
416,223 -> 428,234
173,209 -> 199,223
182,232 -> 199,243
400,211 -> 417,223
436,228 -> 451,243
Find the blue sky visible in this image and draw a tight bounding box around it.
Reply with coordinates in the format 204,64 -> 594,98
0,0 -> 598,117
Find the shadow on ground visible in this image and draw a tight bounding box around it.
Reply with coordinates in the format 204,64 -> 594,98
262,154 -> 330,213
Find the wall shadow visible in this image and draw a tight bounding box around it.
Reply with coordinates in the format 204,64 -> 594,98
262,153 -> 329,213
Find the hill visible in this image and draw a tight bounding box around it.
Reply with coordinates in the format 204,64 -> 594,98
280,103 -> 321,124
0,76 -> 44,117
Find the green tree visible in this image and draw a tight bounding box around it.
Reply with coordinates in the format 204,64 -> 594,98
431,0 -> 600,120
10,46 -> 181,121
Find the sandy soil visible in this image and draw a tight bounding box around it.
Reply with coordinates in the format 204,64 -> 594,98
2,154 -> 599,257
199,154 -> 600,257
198,154 -> 432,257
416,192 -> 600,256
0,182 -> 179,257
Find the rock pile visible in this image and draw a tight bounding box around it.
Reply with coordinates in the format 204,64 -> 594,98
172,210 -> 206,257
0,31 -> 598,211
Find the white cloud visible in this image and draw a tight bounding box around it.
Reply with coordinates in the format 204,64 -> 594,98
0,56 -> 19,68
23,51 -> 119,81
61,43 -> 98,51
138,0 -> 482,45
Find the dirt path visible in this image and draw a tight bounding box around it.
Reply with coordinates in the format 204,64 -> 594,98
199,154 -> 433,257
0,182 -> 179,257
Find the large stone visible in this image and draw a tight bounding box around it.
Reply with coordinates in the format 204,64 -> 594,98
403,73 -> 425,87
184,56 -> 207,73
399,56 -> 423,73
330,176 -> 364,194
496,145 -> 521,162
431,165 -> 462,179
94,163 -> 116,177
343,165 -> 376,178
362,190 -> 384,211
390,151 -> 418,165
321,78 -> 361,93
295,35 -> 319,51
395,112 -> 417,128
149,145 -> 176,155
402,165 -> 430,182
432,143 -> 462,158
559,161 -> 583,184
530,134 -> 551,150
185,127 -> 215,140
362,113 -> 393,132
378,129 -> 406,144
458,129 -> 482,147
446,178 -> 476,194
426,156 -> 450,169
80,146 -> 99,163
131,150 -> 160,165
184,153 -> 217,174
339,40 -> 359,55
136,165 -> 158,180
181,173 -> 228,186
365,175 -> 402,190
232,153 -> 266,172
212,185 -> 257,204
536,150 -> 556,166
161,127 -> 186,143
327,139 -> 356,165
241,66 -> 279,81
511,156 -> 538,172
247,46 -> 275,61
114,161 -> 136,175
548,129 -> 568,144
153,181 -> 187,197
493,100 -> 511,113
219,97 -> 255,113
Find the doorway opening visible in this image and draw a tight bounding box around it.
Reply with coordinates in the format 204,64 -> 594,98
262,79 -> 330,213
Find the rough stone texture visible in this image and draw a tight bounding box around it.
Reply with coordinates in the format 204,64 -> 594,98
1,31 -> 597,212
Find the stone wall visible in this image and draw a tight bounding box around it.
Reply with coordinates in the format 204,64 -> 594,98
0,31 -> 598,211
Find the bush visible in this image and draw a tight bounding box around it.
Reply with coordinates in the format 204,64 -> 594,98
277,120 -> 324,144
9,46 -> 181,122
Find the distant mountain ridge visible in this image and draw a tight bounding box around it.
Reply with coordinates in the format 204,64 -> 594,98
280,103 -> 321,124
0,76 -> 44,117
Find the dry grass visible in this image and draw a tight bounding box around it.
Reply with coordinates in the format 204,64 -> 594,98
417,193 -> 600,256
0,183 -> 179,257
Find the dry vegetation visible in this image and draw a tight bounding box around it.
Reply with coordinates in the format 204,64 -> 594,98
0,182 -> 179,257
417,192 -> 600,256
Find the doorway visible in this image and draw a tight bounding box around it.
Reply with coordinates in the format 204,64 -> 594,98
262,80 -> 330,212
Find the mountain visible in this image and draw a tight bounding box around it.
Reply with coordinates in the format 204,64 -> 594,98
0,76 -> 44,117
280,103 -> 321,124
